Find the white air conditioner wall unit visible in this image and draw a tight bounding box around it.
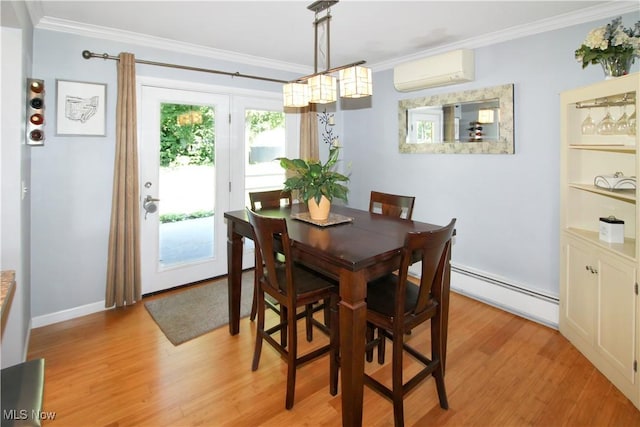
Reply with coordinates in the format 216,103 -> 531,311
393,49 -> 475,92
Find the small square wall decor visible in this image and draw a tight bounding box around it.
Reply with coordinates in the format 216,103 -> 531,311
56,79 -> 106,136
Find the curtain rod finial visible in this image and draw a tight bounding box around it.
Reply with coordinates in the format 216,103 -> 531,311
82,50 -> 91,59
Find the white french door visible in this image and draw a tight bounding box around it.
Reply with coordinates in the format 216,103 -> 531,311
231,95 -> 292,207
139,85 -> 230,294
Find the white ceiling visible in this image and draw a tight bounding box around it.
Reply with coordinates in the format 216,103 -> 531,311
19,1 -> 640,72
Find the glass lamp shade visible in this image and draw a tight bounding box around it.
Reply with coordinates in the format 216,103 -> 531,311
308,74 -> 337,104
477,109 -> 494,124
283,83 -> 310,108
339,66 -> 372,98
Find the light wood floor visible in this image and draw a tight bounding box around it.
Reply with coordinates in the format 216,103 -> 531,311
28,278 -> 640,426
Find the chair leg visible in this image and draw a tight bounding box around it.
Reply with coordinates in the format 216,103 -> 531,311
250,274 -> 259,322
377,328 -> 386,365
285,303 -> 298,410
431,313 -> 449,409
305,304 -> 314,342
365,325 -> 375,362
393,397 -> 405,427
391,328 -> 405,427
280,306 -> 288,348
251,289 -> 266,372
323,299 -> 331,327
433,365 -> 449,410
329,294 -> 339,396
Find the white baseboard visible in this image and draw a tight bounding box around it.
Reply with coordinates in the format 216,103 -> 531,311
29,248 -> 255,329
31,261 -> 559,330
29,250 -> 255,329
448,264 -> 559,329
31,300 -> 108,329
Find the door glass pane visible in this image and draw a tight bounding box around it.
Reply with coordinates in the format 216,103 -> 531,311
244,109 -> 286,205
158,103 -> 215,267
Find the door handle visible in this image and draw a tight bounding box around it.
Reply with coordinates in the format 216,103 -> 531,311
143,195 -> 160,219
144,195 -> 160,203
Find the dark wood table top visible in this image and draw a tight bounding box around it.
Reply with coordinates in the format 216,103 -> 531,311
224,204 -> 445,272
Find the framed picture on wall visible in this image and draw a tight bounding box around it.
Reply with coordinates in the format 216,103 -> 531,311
56,79 -> 107,136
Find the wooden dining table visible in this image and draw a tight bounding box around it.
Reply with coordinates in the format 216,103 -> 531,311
224,204 -> 451,427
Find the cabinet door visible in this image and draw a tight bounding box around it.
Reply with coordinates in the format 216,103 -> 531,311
597,252 -> 637,384
562,236 -> 597,343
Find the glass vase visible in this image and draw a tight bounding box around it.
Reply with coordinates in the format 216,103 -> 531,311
600,56 -> 633,79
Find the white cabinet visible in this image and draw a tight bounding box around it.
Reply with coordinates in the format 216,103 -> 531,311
563,235 -> 597,342
562,234 -> 637,400
559,73 -> 639,409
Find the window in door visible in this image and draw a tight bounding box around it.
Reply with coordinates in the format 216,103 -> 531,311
158,103 -> 215,266
244,109 -> 286,206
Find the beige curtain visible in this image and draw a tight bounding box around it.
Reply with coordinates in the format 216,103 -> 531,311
299,104 -> 319,161
105,52 -> 141,307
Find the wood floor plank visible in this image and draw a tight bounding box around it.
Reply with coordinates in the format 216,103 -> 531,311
26,285 -> 640,426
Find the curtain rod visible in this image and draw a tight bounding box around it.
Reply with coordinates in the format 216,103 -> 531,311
81,50 -> 289,84
82,50 -> 366,85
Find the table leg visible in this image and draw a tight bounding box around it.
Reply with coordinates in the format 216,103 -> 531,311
339,269 -> 367,427
227,221 -> 243,335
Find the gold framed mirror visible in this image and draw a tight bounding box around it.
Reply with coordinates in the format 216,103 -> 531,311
398,83 -> 514,154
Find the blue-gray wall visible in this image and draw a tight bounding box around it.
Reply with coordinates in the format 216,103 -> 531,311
343,13 -> 639,298
29,29 -> 299,319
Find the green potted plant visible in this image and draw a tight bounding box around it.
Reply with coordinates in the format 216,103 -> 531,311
279,145 -> 349,220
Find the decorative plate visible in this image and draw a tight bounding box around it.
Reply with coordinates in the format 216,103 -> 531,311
594,173 -> 636,191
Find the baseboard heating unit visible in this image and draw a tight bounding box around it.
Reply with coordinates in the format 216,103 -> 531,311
448,263 -> 559,329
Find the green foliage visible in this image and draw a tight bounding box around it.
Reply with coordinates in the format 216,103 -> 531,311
245,110 -> 284,144
160,104 -> 215,167
279,146 -> 349,204
159,210 -> 214,224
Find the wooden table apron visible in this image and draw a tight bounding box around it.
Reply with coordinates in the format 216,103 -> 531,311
224,204 -> 445,427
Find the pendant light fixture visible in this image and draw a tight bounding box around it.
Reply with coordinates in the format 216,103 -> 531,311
283,83 -> 310,108
283,1 -> 372,108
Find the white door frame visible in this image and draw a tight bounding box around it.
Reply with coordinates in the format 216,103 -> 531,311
138,81 -> 230,294
137,77 -> 292,292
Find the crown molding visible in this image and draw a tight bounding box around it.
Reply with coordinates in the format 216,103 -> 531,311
24,0 -> 44,28
34,2 -> 638,75
372,1 -> 640,72
35,16 -> 312,75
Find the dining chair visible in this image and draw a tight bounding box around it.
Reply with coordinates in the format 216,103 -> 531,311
249,189 -> 292,211
247,208 -> 340,409
364,218 -> 456,427
369,191 -> 416,220
249,189 -> 327,345
366,190 -> 416,355
248,189 -> 292,323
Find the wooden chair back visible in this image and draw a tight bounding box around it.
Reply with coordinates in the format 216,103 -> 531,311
246,209 -> 294,302
369,191 -> 415,220
247,190 -> 293,323
397,218 -> 456,320
249,189 -> 292,211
